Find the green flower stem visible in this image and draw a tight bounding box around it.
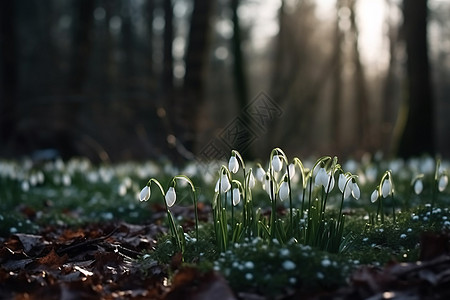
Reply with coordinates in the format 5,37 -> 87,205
173,175 -> 199,242
431,159 -> 440,219
293,158 -> 308,219
146,178 -> 182,252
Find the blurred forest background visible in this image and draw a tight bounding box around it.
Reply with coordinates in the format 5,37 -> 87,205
1,0 -> 449,164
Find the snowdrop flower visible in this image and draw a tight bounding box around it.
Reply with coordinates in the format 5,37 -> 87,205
232,188 -> 241,206
315,166 -> 328,188
414,179 -> 423,195
264,174 -> 273,200
255,165 -> 266,183
338,174 -> 352,199
288,163 -> 296,180
248,170 -> 256,189
139,185 -> 151,201
338,173 -> 347,193
381,178 -> 392,198
279,178 -> 290,202
438,174 -> 448,192
228,155 -> 239,174
370,189 -> 379,203
317,169 -> 335,192
351,180 -> 360,200
215,171 -> 231,193
165,187 -> 176,207
272,154 -> 283,172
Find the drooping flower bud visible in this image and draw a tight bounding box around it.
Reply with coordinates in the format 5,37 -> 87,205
272,155 -> 282,173
139,186 -> 151,201
232,188 -> 241,206
165,187 -> 176,207
228,155 -> 239,174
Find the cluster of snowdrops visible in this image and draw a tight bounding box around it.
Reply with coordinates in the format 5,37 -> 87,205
139,148 -> 449,256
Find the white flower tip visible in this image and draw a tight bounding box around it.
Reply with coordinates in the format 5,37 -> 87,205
279,182 -> 290,201
228,156 -> 239,174
370,190 -> 378,203
414,180 -> 423,195
272,155 -> 283,172
288,163 -> 296,180
165,187 -> 176,207
248,171 -> 256,189
139,186 -> 150,201
438,175 -> 448,192
381,179 -> 391,198
351,183 -> 360,200
232,188 -> 241,206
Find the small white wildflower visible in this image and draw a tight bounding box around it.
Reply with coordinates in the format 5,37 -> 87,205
272,155 -> 283,172
165,187 -> 176,207
280,248 -> 290,256
381,178 -> 392,198
400,234 -> 407,239
139,186 -> 151,201
215,172 -> 231,193
289,277 -> 297,284
438,174 -> 448,192
232,188 -> 241,206
264,174 -> 273,200
321,258 -> 331,267
282,260 -> 296,271
248,170 -> 256,189
244,261 -> 254,269
414,179 -> 423,195
351,180 -> 360,200
317,272 -> 324,279
255,166 -> 266,182
21,181 -> 30,192
228,155 -> 239,174
62,174 -> 71,186
118,184 -> 127,196
288,163 -> 296,180
315,167 -> 328,188
279,179 -> 290,202
370,189 -> 379,203
338,173 -> 347,193
245,273 -> 253,280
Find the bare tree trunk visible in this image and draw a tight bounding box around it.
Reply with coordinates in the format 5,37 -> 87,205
179,0 -> 214,154
331,0 -> 343,150
0,1 -> 17,153
231,0 -> 252,157
163,0 -> 174,96
69,0 -> 94,94
349,0 -> 370,151
397,0 -> 434,158
382,0 -> 401,155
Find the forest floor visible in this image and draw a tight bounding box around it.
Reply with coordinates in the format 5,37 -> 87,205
1,157 -> 450,299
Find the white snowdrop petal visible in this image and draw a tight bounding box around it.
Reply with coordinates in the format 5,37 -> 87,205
338,173 -> 347,192
272,155 -> 283,172
414,179 -> 423,195
352,182 -> 360,200
256,167 -> 266,182
288,163 -> 296,180
279,181 -> 290,202
439,175 -> 448,192
248,171 -> 256,189
139,186 -> 151,201
381,179 -> 391,198
228,156 -> 239,174
165,187 -> 177,207
370,190 -> 379,203
232,188 -> 241,206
